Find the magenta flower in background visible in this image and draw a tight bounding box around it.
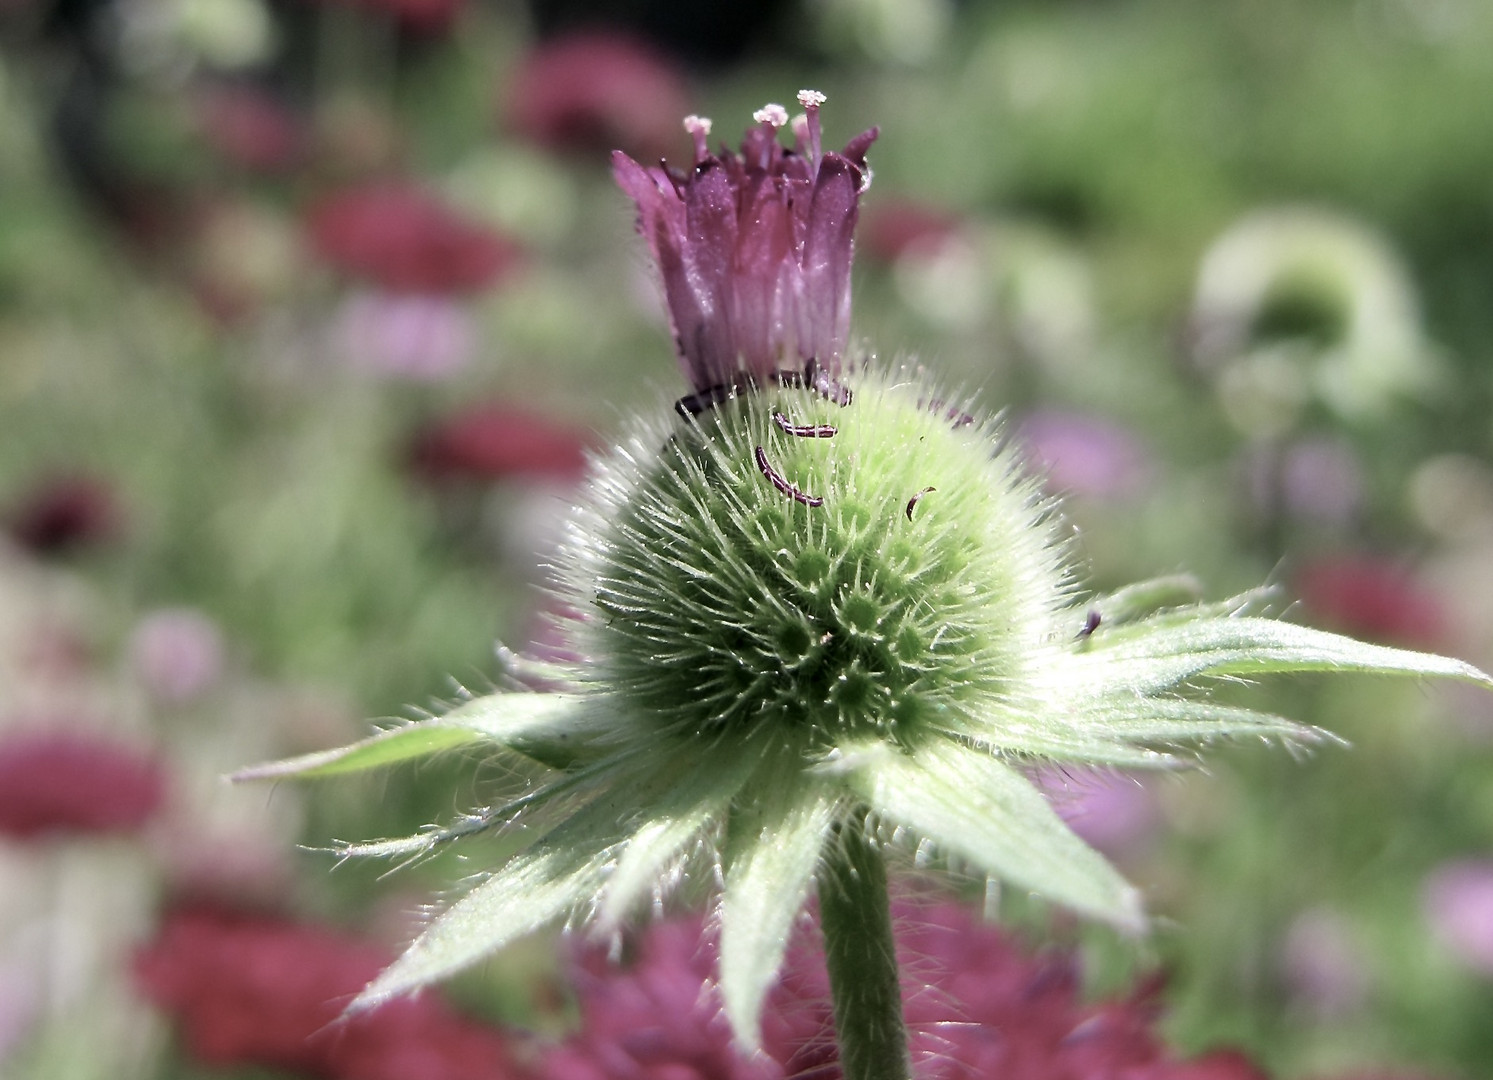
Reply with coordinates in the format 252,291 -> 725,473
1014,411 -> 1153,501
333,291 -> 477,379
542,904 -> 1268,1080
858,198 -> 963,264
0,730 -> 165,839
4,475 -> 121,556
1421,859 -> 1493,977
195,85 -> 306,175
408,404 -> 594,484
135,905 -> 524,1079
503,33 -> 691,160
1293,555 -> 1448,651
1034,767 -> 1161,856
613,92 -> 877,395
305,183 -> 522,295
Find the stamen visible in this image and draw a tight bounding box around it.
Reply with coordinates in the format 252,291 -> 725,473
905,486 -> 936,521
755,445 -> 823,506
790,114 -> 809,155
683,115 -> 712,164
797,89 -> 825,166
773,411 -> 838,438
753,103 -> 789,129
1078,609 -> 1102,638
804,358 -> 853,407
674,381 -> 740,418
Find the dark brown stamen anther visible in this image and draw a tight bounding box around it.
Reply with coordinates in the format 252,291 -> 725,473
1078,609 -> 1101,638
675,380 -> 743,418
905,486 -> 936,521
755,445 -> 823,506
773,411 -> 838,438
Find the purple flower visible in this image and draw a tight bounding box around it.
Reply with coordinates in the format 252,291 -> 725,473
1278,907 -> 1369,1017
612,92 -> 877,394
1014,411 -> 1152,501
541,904 -> 1267,1080
1033,767 -> 1161,855
1421,859 -> 1493,976
129,607 -> 226,704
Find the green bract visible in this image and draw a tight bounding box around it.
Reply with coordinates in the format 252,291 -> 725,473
237,363 -> 1492,1051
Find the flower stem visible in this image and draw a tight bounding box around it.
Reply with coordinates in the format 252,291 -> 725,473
819,808 -> 912,1080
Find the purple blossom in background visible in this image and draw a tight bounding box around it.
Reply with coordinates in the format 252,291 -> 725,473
1034,768 -> 1161,856
1014,411 -> 1152,501
1243,437 -> 1364,528
612,93 -> 877,393
1421,860 -> 1493,976
542,904 -> 1267,1080
334,291 -> 477,380
130,607 -> 226,704
1278,908 -> 1370,1017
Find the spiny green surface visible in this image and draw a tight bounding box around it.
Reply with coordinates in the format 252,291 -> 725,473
576,365 -> 1072,744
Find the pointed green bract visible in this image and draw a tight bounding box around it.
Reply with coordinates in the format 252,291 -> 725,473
1086,574 -> 1205,627
352,842 -> 613,1011
719,777 -> 838,1051
849,739 -> 1144,932
230,693 -> 590,781
597,749 -> 759,929
1084,697 -> 1326,746
1063,615 -> 1492,697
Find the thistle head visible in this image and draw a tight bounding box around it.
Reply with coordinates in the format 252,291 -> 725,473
612,91 -> 878,393
238,95 -> 1493,1063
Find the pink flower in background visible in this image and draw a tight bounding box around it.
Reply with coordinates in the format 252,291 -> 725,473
613,92 -> 877,394
333,291 -> 477,379
543,904 -> 1266,1080
135,906 -> 523,1079
1015,411 -> 1153,500
1035,768 -> 1160,855
305,183 -> 522,295
1278,908 -> 1369,1017
1245,437 -> 1364,528
129,607 -> 226,704
503,33 -> 691,160
858,199 -> 963,264
0,730 -> 165,839
1421,860 -> 1493,977
5,475 -> 121,556
1294,555 -> 1448,651
408,404 -> 593,484
542,918 -> 785,1080
196,86 -> 306,174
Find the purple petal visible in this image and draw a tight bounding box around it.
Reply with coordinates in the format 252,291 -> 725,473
840,126 -> 880,168
679,160 -> 740,386
799,155 -> 861,368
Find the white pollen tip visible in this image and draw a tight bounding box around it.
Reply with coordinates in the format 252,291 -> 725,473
797,89 -> 827,109
752,103 -> 789,128
683,115 -> 712,136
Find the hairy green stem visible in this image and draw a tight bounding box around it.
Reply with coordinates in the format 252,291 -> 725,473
819,809 -> 912,1080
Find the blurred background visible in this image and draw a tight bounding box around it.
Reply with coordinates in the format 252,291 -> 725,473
3,0 -> 1493,1077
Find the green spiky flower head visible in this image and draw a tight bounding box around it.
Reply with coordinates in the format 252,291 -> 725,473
238,95 -> 1492,1070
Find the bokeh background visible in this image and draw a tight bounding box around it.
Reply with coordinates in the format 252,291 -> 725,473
3,0 -> 1493,1077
